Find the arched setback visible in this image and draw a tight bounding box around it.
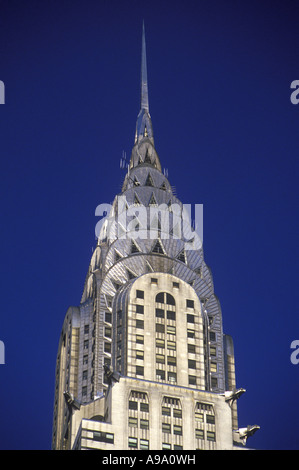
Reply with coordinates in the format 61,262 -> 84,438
124,272 -> 206,390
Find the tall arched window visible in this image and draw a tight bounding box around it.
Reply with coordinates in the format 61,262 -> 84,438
155,292 -> 175,306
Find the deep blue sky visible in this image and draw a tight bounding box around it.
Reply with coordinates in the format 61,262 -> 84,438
0,0 -> 298,450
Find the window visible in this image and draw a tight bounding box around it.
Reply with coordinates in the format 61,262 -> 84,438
136,366 -> 144,376
187,314 -> 195,324
140,419 -> 149,430
166,293 -> 175,305
128,437 -> 138,448
211,377 -> 218,388
140,439 -> 149,450
156,369 -> 165,380
82,370 -> 87,380
84,340 -> 89,350
136,335 -> 144,344
206,414 -> 215,424
152,239 -> 163,251
207,431 -> 216,442
187,329 -> 195,338
129,400 -> 138,410
84,325 -> 89,334
140,402 -> 149,412
173,425 -> 182,436
156,292 -> 175,305
82,386 -> 87,397
136,304 -> 144,314
210,362 -> 217,373
104,342 -> 111,353
195,412 -> 203,422
173,282 -> 179,288
195,429 -> 204,440
167,356 -> 176,366
83,355 -> 88,365
167,325 -> 176,335
145,173 -> 154,186
210,346 -> 217,356
162,406 -> 171,416
156,292 -> 164,303
151,278 -> 158,284
162,423 -> 171,433
136,350 -> 144,360
163,396 -> 181,406
167,341 -> 176,351
136,319 -> 144,329
173,409 -> 182,418
188,359 -> 196,369
186,299 -> 194,308
156,338 -> 165,348
94,431 -> 114,444
104,326 -> 112,338
156,308 -> 164,318
129,417 -> 138,427
188,344 -> 196,353
156,323 -> 165,333
105,312 -> 112,323
156,354 -> 165,364
162,443 -> 171,449
168,372 -> 176,382
174,445 -> 183,450
209,331 -> 216,341
136,290 -> 144,299
166,310 -> 176,320
131,240 -> 140,253
197,402 -> 213,411
189,375 -> 197,386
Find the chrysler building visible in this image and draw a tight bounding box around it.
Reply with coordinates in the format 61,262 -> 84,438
52,24 -> 259,451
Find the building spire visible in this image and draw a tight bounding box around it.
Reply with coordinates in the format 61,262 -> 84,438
135,22 -> 154,144
141,21 -> 149,112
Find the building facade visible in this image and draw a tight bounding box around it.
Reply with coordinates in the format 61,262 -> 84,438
52,25 -> 259,451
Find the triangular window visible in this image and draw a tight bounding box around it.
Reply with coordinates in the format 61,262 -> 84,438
126,269 -> 136,280
131,240 -> 140,254
177,250 -> 186,263
145,173 -> 154,187
149,193 -> 157,207
144,149 -> 151,163
152,239 -> 164,254
160,182 -> 167,191
112,280 -> 122,291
